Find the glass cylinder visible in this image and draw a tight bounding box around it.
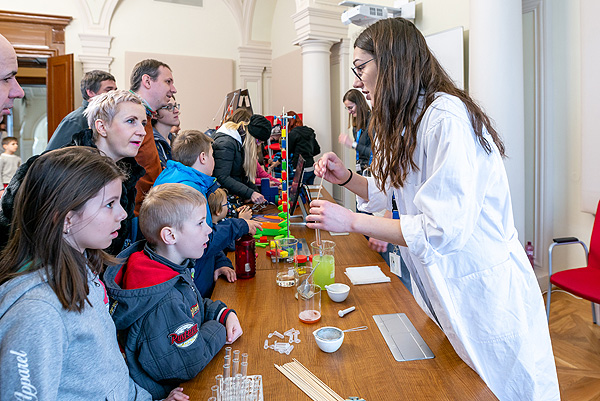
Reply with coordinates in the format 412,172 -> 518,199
276,238 -> 298,287
311,240 -> 336,289
298,283 -> 321,324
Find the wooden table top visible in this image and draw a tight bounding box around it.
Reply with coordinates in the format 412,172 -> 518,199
182,198 -> 496,400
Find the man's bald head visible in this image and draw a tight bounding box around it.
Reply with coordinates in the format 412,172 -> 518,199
0,34 -> 24,123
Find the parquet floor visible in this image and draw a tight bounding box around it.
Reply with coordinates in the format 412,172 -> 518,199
547,291 -> 600,400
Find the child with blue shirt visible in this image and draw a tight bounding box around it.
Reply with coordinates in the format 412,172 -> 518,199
153,130 -> 261,297
104,183 -> 242,400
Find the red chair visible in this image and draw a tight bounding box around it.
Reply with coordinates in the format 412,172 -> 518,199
546,200 -> 600,322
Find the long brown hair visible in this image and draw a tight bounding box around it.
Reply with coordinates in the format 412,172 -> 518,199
355,18 -> 505,189
0,147 -> 125,312
286,111 -> 303,131
343,89 -> 371,133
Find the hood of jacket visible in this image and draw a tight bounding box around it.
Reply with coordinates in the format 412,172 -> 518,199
153,160 -> 220,227
214,126 -> 243,145
155,160 -> 218,195
291,126 -> 316,143
103,241 -> 196,330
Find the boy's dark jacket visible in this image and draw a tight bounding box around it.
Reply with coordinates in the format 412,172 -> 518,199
104,241 -> 234,399
0,129 -> 144,254
152,160 -> 250,297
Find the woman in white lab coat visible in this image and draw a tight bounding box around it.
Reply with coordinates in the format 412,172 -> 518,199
307,18 -> 559,401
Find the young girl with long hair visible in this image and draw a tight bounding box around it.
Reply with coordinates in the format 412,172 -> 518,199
0,147 -> 187,401
308,18 -> 559,401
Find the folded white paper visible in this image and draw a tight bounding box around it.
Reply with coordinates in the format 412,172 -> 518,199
345,265 -> 391,285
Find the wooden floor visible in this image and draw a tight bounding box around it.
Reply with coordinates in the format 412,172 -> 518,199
547,291 -> 600,400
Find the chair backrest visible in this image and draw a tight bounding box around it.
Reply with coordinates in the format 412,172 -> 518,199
588,200 -> 600,269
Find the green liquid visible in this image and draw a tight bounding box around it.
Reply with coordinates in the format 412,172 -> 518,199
312,255 -> 335,289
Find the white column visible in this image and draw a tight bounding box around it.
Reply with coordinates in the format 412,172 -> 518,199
470,0 -> 525,239
299,39 -> 334,185
78,33 -> 113,72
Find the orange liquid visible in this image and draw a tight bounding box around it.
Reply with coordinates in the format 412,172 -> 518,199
298,310 -> 321,324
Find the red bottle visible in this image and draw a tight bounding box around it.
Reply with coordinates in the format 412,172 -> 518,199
235,234 -> 256,279
525,241 -> 534,267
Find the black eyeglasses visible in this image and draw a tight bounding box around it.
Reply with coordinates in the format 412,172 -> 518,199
160,103 -> 180,112
351,58 -> 374,81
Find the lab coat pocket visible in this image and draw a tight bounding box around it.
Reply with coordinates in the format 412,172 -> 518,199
446,259 -> 528,343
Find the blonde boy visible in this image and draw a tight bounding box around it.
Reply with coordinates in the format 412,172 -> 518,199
104,183 -> 242,400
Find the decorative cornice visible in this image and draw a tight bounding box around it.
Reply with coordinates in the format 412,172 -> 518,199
292,7 -> 348,45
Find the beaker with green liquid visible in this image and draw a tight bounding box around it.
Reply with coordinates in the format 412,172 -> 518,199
311,240 -> 335,289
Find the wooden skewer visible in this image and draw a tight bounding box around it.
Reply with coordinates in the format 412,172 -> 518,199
275,360 -> 345,401
291,359 -> 345,401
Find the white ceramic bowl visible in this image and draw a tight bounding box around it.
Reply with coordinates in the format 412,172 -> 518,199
313,327 -> 344,353
325,283 -> 350,302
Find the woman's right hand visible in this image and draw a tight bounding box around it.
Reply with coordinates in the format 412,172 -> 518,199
250,191 -> 266,204
338,133 -> 353,148
314,152 -> 350,185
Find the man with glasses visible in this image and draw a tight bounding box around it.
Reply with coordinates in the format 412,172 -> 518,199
130,59 -> 178,213
46,70 -> 117,151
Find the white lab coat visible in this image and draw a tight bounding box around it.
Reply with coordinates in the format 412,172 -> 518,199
358,94 -> 560,401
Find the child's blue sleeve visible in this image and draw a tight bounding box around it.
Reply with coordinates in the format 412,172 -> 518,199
214,251 -> 233,271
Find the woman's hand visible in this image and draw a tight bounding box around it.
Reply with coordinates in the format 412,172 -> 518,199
306,199 -> 354,233
250,191 -> 266,204
369,238 -> 389,253
338,133 -> 353,148
314,152 -> 350,185
225,313 -> 243,344
162,387 -> 189,401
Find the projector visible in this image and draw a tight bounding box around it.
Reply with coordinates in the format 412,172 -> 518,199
339,1 -> 415,26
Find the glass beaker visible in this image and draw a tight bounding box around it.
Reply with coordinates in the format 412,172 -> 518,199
311,240 -> 336,289
298,284 -> 321,324
275,238 -> 298,287
294,254 -> 312,299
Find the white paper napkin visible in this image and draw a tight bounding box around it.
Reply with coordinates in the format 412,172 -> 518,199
345,265 -> 391,285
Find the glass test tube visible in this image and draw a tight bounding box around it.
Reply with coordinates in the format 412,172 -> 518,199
225,346 -> 232,358
215,374 -> 223,393
235,373 -> 243,401
241,353 -> 248,364
211,385 -> 218,399
208,397 -> 216,401
240,362 -> 248,377
232,358 -> 239,376
223,363 -> 230,379
232,350 -> 240,361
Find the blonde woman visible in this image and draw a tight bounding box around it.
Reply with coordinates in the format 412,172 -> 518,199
212,108 -> 271,203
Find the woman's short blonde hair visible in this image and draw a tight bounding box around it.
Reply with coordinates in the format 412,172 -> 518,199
84,89 -> 144,140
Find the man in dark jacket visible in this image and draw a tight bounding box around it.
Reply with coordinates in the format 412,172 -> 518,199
46,70 -> 117,151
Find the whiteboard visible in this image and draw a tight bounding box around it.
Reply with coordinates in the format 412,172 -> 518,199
425,26 -> 464,90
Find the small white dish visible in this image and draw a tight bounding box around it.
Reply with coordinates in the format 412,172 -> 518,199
313,327 -> 344,353
325,283 -> 350,302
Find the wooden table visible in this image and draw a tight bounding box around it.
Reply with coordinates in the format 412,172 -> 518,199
183,198 -> 497,400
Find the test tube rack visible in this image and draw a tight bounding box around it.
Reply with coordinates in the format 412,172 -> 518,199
213,348 -> 263,401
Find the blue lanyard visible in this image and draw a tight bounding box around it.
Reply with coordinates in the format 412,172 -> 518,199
355,129 -> 373,165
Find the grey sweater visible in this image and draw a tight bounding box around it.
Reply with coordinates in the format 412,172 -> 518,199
0,267 -> 152,401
